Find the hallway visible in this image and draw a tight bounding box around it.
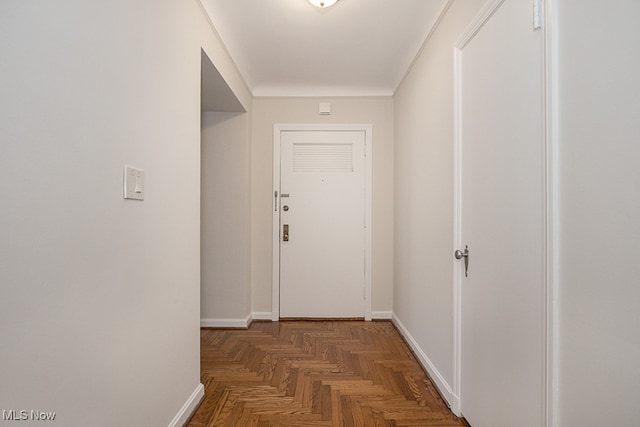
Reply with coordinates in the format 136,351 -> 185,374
2,1 -> 639,425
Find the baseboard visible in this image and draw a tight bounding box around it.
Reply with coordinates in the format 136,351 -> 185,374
200,314 -> 251,328
391,313 -> 460,413
372,311 -> 393,320
168,383 -> 204,427
251,312 -> 273,321
200,311 -> 392,327
200,312 -> 276,328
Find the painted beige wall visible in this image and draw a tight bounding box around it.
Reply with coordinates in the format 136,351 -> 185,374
201,112 -> 252,322
557,1 -> 640,424
251,97 -> 394,316
0,1 -> 248,425
393,0 -> 489,401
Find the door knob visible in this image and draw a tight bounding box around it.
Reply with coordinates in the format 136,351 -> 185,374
454,245 -> 469,277
454,247 -> 467,259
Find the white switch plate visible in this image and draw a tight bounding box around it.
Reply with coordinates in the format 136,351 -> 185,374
123,165 -> 144,200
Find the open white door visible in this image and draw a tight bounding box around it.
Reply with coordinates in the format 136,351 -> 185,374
273,125 -> 372,319
454,0 -> 546,425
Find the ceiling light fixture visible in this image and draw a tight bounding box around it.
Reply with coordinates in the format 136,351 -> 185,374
308,0 -> 339,8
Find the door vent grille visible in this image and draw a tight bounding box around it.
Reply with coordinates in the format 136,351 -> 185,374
293,143 -> 353,172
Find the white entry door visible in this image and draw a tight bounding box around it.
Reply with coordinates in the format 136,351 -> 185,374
277,129 -> 367,318
455,0 -> 545,426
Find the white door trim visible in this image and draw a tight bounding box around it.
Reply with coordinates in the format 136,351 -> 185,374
451,0 -> 557,422
272,124 -> 373,321
543,1 -> 559,425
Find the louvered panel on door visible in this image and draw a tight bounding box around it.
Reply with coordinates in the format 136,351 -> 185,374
293,143 -> 354,172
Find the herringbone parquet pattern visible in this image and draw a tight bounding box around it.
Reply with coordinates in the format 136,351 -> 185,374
187,321 -> 468,427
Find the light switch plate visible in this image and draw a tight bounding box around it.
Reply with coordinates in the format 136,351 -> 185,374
123,165 -> 144,200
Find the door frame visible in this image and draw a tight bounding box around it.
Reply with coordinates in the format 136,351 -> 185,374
271,124 -> 373,321
451,0 -> 558,424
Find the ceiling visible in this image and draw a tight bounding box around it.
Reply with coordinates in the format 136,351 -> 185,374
200,0 -> 449,97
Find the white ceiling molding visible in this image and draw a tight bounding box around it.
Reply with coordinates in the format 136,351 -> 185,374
200,0 -> 449,97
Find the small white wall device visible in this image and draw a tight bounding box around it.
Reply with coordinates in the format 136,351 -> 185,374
123,165 -> 145,200
318,102 -> 331,115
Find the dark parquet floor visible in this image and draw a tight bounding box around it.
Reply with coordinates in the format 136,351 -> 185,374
187,320 -> 468,427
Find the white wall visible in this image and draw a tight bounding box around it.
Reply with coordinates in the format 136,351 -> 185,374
251,97 -> 394,316
393,0 -> 485,399
557,1 -> 640,425
201,112 -> 252,324
395,0 -> 640,422
0,1 -> 249,425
